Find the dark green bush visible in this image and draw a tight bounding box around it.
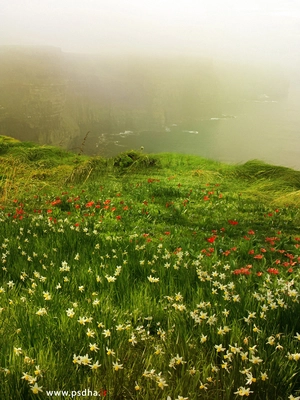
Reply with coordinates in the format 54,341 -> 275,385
113,150 -> 161,169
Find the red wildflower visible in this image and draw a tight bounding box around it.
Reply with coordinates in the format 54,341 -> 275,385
233,268 -> 251,275
174,247 -> 182,254
265,237 -> 278,245
207,236 -> 217,243
99,388 -> 107,397
285,253 -> 294,260
51,199 -> 61,206
267,268 -> 279,275
228,220 -> 238,225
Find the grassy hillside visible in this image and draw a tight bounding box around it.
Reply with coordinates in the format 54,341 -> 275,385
1,136 -> 300,399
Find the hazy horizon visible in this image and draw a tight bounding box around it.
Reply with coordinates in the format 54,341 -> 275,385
1,0 -> 300,73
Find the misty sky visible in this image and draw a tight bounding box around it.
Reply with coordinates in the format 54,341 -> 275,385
1,0 -> 300,69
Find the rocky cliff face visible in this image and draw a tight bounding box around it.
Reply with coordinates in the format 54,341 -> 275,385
0,47 -> 221,152
0,47 -> 74,145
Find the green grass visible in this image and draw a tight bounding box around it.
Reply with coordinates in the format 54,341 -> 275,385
1,136 -> 300,399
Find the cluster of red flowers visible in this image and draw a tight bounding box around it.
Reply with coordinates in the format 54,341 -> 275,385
207,235 -> 217,243
267,268 -> 279,275
221,247 -> 237,257
201,247 -> 215,256
228,220 -> 238,225
51,199 -> 62,206
13,206 -> 25,220
233,267 -> 251,275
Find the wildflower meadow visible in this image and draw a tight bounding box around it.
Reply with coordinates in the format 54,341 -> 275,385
1,136 -> 300,399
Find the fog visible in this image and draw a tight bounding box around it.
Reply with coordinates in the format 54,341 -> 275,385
1,1 -> 300,169
1,0 -> 300,70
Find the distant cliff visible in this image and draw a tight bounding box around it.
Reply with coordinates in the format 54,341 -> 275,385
0,46 -> 221,151
0,46 -> 289,155
0,47 -> 72,145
